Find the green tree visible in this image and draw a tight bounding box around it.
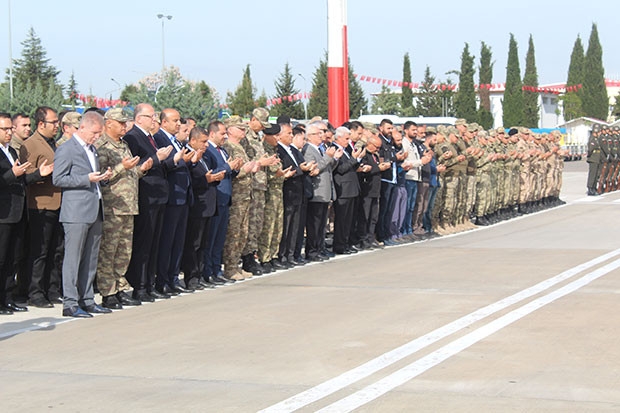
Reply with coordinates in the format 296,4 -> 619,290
121,67 -> 218,126
270,63 -> 304,119
371,85 -> 401,114
563,35 -> 585,121
226,64 -> 257,117
502,33 -> 524,127
308,56 -> 328,119
308,54 -> 367,120
401,53 -> 414,116
582,23 -> 608,121
522,35 -> 540,128
437,80 -> 456,117
415,66 -> 442,117
65,71 -> 79,106
348,57 -> 368,119
9,27 -> 61,92
454,43 -> 477,121
477,41 -> 494,129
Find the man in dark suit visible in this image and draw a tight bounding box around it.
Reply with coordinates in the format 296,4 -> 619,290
52,112 -> 113,318
122,103 -> 173,302
276,124 -> 309,266
181,127 -> 225,290
302,121 -> 341,262
153,108 -> 193,295
0,113 -> 54,314
357,135 -> 390,249
331,127 -> 365,254
202,120 -> 242,284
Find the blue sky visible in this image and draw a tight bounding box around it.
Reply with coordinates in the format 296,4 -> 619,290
2,0 -> 618,103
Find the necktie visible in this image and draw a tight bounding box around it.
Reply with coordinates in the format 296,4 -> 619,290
147,133 -> 157,150
319,145 -> 325,156
373,153 -> 379,164
217,147 -> 228,161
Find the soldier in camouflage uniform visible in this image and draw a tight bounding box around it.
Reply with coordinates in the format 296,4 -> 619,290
473,130 -> 495,225
240,107 -> 279,275
586,124 -> 603,195
433,130 -> 462,234
257,125 -> 296,272
222,116 -> 258,280
95,108 -> 150,309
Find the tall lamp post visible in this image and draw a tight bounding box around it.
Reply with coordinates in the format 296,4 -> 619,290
298,73 -> 308,120
157,14 -> 172,73
8,0 -> 14,101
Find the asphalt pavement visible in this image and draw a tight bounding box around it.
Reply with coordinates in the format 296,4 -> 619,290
2,160 -> 620,412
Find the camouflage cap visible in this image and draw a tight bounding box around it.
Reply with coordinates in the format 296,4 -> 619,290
252,107 -> 271,128
455,118 -> 467,126
519,127 -> 531,135
495,127 -> 506,134
592,124 -> 601,132
223,115 -> 248,130
62,111 -> 82,128
104,108 -> 131,122
467,123 -> 478,133
426,126 -> 437,134
362,122 -> 378,134
447,126 -> 460,136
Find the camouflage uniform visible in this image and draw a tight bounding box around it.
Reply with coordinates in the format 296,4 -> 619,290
474,138 -> 492,221
241,128 -> 268,257
222,141 -> 252,277
433,135 -> 460,232
257,141 -> 284,264
95,133 -> 142,297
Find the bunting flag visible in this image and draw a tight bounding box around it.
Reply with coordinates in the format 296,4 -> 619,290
76,94 -> 129,108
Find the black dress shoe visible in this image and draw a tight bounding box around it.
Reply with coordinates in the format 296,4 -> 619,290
63,306 -> 93,318
149,289 -> 170,299
133,291 -> 155,303
293,257 -> 307,265
198,279 -> 216,288
5,303 -> 28,312
306,256 -> 324,263
48,295 -> 63,304
216,274 -> 235,284
102,295 -> 123,310
117,291 -> 141,306
28,296 -> 54,308
346,246 -> 359,254
0,306 -> 13,315
208,276 -> 226,285
321,249 -> 336,257
82,304 -> 112,314
333,248 -> 352,255
173,284 -> 193,294
158,285 -> 179,296
270,259 -> 287,270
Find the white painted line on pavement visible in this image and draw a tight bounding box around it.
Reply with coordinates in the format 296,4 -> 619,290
258,248 -> 620,413
573,196 -> 603,203
317,257 -> 620,413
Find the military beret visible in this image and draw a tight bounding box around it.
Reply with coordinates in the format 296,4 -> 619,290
263,124 -> 281,135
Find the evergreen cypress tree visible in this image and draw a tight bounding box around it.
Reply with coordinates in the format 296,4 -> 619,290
582,23 -> 608,121
502,34 -> 524,127
401,53 -> 414,116
348,57 -> 367,119
522,35 -> 540,128
563,36 -> 585,121
415,66 -> 441,117
454,43 -> 477,122
308,56 -> 328,119
10,27 -> 60,92
270,63 -> 304,119
477,41 -> 494,129
226,64 -> 257,117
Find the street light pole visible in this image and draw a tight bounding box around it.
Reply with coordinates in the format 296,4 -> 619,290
157,14 -> 172,73
8,0 -> 14,101
298,73 -> 308,120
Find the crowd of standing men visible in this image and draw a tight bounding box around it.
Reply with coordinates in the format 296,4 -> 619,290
586,124 -> 620,195
0,104 -> 566,317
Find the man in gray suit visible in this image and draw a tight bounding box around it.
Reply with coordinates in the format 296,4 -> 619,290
302,121 -> 342,262
53,112 -> 113,318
